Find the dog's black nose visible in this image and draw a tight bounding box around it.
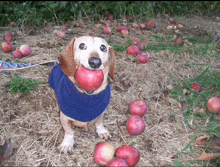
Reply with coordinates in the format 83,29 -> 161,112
88,57 -> 102,69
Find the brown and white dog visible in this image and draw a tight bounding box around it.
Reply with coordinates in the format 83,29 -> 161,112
49,36 -> 115,154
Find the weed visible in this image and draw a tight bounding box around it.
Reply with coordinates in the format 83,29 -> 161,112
4,76 -> 44,94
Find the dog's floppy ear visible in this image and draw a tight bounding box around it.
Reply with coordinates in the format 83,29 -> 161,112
108,47 -> 116,82
58,38 -> 77,76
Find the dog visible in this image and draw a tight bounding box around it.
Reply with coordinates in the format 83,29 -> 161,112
48,36 -> 116,154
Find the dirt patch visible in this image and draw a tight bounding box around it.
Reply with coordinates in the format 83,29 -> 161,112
0,16 -> 219,166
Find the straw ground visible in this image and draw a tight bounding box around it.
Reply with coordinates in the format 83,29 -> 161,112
0,15 -> 219,166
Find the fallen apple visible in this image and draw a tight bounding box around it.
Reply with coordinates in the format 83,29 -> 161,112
57,31 -> 65,38
106,158 -> 128,167
191,83 -> 201,92
2,42 -> 12,53
121,29 -> 128,35
115,145 -> 140,166
137,52 -> 150,64
103,27 -> 111,34
94,142 -> 115,166
141,41 -> 147,46
147,21 -> 156,28
175,37 -> 184,46
95,23 -> 101,27
127,46 -> 139,55
12,51 -> 22,59
9,22 -> 16,26
131,38 -> 138,44
169,18 -> 174,23
75,65 -> 104,91
5,35 -> 13,42
140,23 -> 146,30
5,32 -> 12,37
116,26 -> 125,32
19,44 -> 32,56
126,115 -> 145,135
61,25 -> 67,30
129,99 -> 147,117
207,97 -> 220,113
132,23 -> 139,29
78,19 -> 83,24
108,15 -> 114,21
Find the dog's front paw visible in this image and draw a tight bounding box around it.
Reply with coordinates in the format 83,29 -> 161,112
96,125 -> 111,139
58,134 -> 74,154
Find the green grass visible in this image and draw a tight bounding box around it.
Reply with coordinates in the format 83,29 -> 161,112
107,38 -> 133,52
4,75 -> 44,94
170,67 -> 220,166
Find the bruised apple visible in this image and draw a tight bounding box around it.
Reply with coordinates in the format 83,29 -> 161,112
126,115 -> 145,135
115,145 -> 140,166
140,24 -> 146,30
129,99 -> 147,117
94,142 -> 115,166
207,97 -> 220,113
127,46 -> 139,55
131,38 -> 138,44
137,52 -> 149,64
147,21 -> 156,28
116,26 -> 125,32
106,158 -> 128,167
75,65 -> 104,91
2,42 -> 12,53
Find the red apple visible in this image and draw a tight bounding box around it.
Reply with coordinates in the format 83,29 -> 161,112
115,145 -> 140,166
169,18 -> 174,23
89,33 -> 93,36
9,22 -> 16,26
106,22 -> 112,27
175,38 -> 184,46
116,26 -> 125,32
78,19 -> 83,24
19,44 -> 32,56
75,65 -> 104,91
132,23 -> 139,29
137,52 -> 150,64
2,42 -> 12,53
124,27 -> 129,31
141,41 -> 147,46
61,25 -> 67,30
103,27 -> 111,34
121,29 -> 128,35
104,16 -> 108,20
106,158 -> 128,167
191,83 -> 201,92
57,31 -> 65,38
147,21 -> 156,28
108,15 -> 114,21
5,32 -> 12,37
12,51 -> 22,59
95,23 -> 101,27
207,97 -> 220,113
127,46 -> 139,55
129,99 -> 147,117
140,24 -> 146,30
126,115 -> 145,135
131,38 -> 138,44
94,142 -> 115,166
5,35 -> 13,42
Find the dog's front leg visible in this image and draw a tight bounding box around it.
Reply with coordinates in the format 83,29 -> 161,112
58,112 -> 74,154
95,113 -> 111,139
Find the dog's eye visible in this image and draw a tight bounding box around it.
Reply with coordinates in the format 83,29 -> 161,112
79,43 -> 87,50
100,45 -> 107,52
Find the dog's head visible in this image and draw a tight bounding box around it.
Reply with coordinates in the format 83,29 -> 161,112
58,36 -> 115,82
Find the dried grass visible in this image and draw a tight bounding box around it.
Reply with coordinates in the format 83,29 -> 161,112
0,16 -> 218,166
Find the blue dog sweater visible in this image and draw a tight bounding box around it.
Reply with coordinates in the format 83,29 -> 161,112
48,65 -> 111,122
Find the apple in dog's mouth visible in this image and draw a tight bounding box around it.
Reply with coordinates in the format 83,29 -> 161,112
75,65 -> 104,92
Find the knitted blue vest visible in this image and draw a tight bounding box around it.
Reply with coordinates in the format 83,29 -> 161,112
48,65 -> 111,122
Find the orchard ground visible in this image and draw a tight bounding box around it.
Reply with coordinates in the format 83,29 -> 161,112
0,15 -> 219,166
